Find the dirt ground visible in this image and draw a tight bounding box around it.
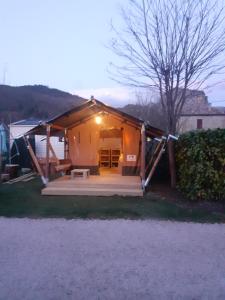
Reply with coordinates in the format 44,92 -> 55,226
0,218 -> 225,300
150,181 -> 225,214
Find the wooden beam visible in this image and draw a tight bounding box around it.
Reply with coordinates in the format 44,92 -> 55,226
23,136 -> 47,185
145,139 -> 163,172
49,124 -> 64,131
45,125 -> 51,183
140,124 -> 146,188
145,142 -> 165,187
49,142 -> 60,165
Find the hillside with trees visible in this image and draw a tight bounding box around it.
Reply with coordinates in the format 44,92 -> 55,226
119,102 -> 166,131
0,84 -> 166,129
0,85 -> 86,124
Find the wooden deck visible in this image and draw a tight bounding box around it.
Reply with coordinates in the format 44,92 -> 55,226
42,174 -> 143,197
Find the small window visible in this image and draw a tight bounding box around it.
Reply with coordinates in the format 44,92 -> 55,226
197,119 -> 203,129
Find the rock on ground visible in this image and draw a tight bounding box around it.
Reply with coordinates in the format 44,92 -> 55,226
0,218 -> 225,300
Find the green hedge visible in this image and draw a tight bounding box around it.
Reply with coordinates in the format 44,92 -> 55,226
175,129 -> 225,201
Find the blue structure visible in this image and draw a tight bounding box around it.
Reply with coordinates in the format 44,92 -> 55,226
0,123 -> 9,170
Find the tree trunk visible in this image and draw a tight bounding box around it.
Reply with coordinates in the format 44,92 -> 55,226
168,139 -> 176,188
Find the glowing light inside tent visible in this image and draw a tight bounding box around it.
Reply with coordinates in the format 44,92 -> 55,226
95,116 -> 102,124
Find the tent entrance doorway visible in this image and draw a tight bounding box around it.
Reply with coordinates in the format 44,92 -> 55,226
98,128 -> 122,175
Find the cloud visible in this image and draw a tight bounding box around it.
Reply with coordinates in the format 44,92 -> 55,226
73,85 -> 225,107
73,87 -> 136,107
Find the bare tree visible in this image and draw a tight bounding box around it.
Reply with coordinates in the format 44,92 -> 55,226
110,0 -> 225,187
121,92 -> 166,129
135,91 -> 166,130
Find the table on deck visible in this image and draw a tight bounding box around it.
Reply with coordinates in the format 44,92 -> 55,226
71,169 -> 90,179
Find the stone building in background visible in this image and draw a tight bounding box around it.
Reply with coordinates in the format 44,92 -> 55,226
178,89 -> 225,133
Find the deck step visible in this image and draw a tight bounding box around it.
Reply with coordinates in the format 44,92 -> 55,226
42,187 -> 143,197
47,182 -> 141,189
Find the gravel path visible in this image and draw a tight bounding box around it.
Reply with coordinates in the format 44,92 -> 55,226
0,218 -> 225,300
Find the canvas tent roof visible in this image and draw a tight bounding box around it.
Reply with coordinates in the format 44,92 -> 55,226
10,118 -> 43,126
26,98 -> 164,138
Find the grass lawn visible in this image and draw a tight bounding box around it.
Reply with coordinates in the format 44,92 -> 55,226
0,177 -> 225,222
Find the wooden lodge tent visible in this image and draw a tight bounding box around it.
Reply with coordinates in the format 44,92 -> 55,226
25,98 -> 164,196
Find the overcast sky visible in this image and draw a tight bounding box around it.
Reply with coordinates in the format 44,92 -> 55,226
0,0 -> 224,107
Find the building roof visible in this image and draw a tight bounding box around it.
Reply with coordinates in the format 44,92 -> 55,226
10,118 -> 43,126
27,98 -> 164,138
180,113 -> 225,117
180,106 -> 225,115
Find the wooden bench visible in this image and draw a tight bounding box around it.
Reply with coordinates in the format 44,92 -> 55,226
38,158 -> 72,175
71,169 -> 90,179
55,163 -> 71,173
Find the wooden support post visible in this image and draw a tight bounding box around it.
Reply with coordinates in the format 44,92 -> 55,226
23,136 -> 47,185
121,127 -> 124,153
64,128 -> 69,159
64,129 -> 66,159
45,125 -> 51,183
121,127 -> 124,161
141,124 -> 146,189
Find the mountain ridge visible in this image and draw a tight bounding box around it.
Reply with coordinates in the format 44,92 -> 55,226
0,84 -> 86,124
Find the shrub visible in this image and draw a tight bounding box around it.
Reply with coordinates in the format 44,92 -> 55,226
175,129 -> 225,201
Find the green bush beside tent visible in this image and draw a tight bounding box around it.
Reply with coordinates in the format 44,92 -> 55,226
175,129 -> 225,201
